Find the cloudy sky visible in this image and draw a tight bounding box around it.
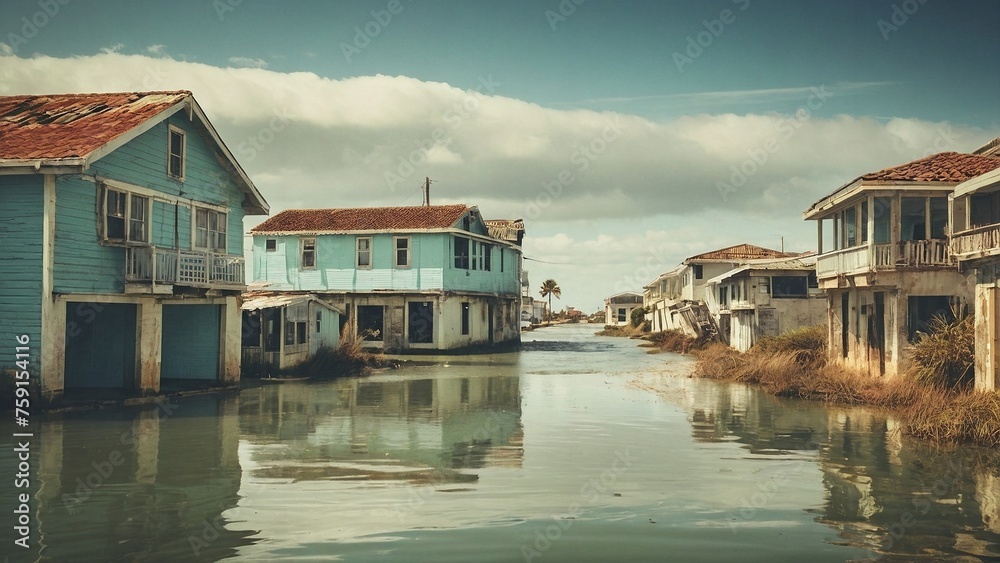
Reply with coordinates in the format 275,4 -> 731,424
1,0 -> 998,311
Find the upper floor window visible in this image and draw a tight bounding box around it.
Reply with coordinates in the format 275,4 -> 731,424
901,196 -> 948,241
301,238 -> 316,269
194,207 -> 227,252
357,237 -> 372,269
102,187 -> 149,244
265,239 -> 277,252
693,265 -> 704,280
168,126 -> 185,180
483,243 -> 492,271
394,237 -> 410,268
454,236 -> 470,269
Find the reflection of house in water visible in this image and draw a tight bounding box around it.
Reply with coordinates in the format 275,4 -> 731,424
679,379 -> 1000,557
239,374 -> 523,483
16,395 -> 253,561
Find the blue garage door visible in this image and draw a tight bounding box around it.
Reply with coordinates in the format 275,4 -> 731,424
162,305 -> 220,380
64,302 -> 137,389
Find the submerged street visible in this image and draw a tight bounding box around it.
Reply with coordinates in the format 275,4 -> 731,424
4,324 -> 1000,561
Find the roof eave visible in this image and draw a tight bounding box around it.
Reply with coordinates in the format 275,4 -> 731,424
953,167 -> 1000,198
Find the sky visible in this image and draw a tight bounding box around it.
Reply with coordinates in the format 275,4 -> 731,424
1,0 -> 998,311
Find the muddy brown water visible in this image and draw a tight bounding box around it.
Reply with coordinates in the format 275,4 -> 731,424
2,323 -> 1000,561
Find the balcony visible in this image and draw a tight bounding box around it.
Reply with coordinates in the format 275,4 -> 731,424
816,240 -> 953,279
126,246 -> 245,290
951,224 -> 1000,263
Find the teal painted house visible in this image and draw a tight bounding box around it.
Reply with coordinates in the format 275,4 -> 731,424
250,205 -> 523,352
0,91 -> 269,405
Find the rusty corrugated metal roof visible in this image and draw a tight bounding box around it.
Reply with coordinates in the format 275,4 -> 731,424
685,243 -> 790,262
251,205 -> 472,233
0,91 -> 190,160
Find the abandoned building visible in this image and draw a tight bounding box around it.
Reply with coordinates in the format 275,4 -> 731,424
804,151 -> 1000,378
0,91 -> 269,405
704,254 -> 825,352
249,204 -> 524,352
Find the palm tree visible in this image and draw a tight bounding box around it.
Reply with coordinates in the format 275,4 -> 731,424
539,279 -> 561,325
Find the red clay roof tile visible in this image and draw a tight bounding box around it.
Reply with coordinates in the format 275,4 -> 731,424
686,243 -> 790,262
251,205 -> 472,233
0,91 -> 190,161
860,152 -> 1000,183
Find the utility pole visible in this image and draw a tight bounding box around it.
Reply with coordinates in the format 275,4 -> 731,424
423,177 -> 431,206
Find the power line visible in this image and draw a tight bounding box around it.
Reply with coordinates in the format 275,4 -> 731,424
524,256 -> 572,265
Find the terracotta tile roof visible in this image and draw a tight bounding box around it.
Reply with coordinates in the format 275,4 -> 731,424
252,205 -> 472,233
860,152 -> 1000,183
0,91 -> 190,161
686,243 -> 790,262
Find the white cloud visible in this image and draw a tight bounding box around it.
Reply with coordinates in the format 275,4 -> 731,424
146,44 -> 166,55
0,43 -> 13,56
227,56 -> 268,69
100,43 -> 124,54
1,52 -> 995,309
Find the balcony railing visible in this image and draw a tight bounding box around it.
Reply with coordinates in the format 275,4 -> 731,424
951,224 -> 1000,262
816,239 -> 953,278
126,246 -> 245,288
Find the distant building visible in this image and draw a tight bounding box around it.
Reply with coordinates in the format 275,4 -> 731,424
804,151 -> 1000,378
604,292 -> 643,327
250,204 -> 523,352
0,91 -> 269,406
643,244 -> 790,336
704,255 -> 825,352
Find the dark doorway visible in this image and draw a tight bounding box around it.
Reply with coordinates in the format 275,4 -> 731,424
357,305 -> 385,341
841,293 -> 850,359
867,292 -> 886,375
408,301 -> 434,344
488,303 -> 496,344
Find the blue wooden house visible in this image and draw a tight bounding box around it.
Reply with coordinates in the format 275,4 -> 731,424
250,205 -> 523,352
0,91 -> 269,406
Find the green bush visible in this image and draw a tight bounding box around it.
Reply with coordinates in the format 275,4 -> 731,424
630,307 -> 647,328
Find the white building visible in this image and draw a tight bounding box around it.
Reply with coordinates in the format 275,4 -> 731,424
604,292 -> 644,327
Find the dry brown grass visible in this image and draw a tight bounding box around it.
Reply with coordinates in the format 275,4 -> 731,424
643,329 -> 714,354
691,327 -> 1000,447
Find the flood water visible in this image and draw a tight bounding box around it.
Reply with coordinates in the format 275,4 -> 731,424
4,323 -> 1000,561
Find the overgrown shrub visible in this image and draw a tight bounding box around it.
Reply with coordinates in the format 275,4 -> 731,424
751,325 -> 827,367
911,310 -> 974,389
630,307 -> 647,328
645,329 -> 713,354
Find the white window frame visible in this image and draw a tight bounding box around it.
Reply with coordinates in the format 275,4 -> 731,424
357,236 -> 372,269
394,236 -> 410,268
265,238 -> 277,252
167,125 -> 186,181
101,186 -> 151,245
192,206 -> 229,253
301,238 -> 317,270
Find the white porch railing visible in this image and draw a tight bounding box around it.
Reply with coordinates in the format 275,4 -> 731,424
126,246 -> 245,288
951,224 -> 1000,262
816,246 -> 871,278
817,239 -> 952,278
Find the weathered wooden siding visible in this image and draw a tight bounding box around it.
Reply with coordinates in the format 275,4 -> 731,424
161,304 -> 220,379
54,176 -> 125,293
0,176 -> 43,370
89,113 -> 247,255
